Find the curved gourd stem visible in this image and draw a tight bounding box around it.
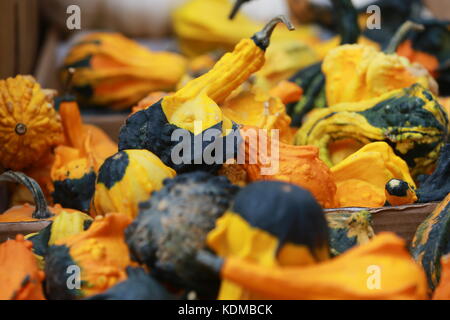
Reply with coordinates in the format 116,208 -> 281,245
0,171 -> 53,219
63,67 -> 76,95
252,15 -> 295,50
196,250 -> 224,274
385,21 -> 425,54
229,0 -> 252,20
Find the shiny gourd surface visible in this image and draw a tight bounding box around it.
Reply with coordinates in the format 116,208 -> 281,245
92,149 -> 176,219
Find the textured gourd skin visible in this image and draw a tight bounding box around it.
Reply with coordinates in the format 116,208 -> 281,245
207,181 -> 329,299
210,233 -> 428,300
125,172 -> 238,298
0,75 -> 63,170
63,33 -> 187,110
331,142 -> 416,208
45,213 -> 132,299
410,194 -> 450,290
416,143 -> 450,203
0,235 -> 45,300
323,44 -> 438,106
296,84 -> 449,177
239,126 -> 337,208
326,211 -> 374,257
92,150 -> 176,219
86,267 -> 175,300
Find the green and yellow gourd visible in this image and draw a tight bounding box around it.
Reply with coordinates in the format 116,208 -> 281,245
92,149 -> 176,219
410,193 -> 450,290
44,213 -> 133,300
287,0 -> 360,126
385,178 -> 418,206
207,181 -> 329,300
118,16 -> 295,173
295,84 -> 449,176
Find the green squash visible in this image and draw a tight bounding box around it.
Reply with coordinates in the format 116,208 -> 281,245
295,84 -> 448,176
410,194 -> 450,289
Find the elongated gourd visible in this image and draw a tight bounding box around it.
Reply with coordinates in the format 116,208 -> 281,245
119,16 -> 295,173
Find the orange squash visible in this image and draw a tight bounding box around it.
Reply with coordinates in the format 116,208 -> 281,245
0,234 -> 45,300
239,126 -> 337,208
433,254 -> 450,300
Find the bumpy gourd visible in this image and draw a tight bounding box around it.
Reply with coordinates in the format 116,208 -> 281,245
199,233 -> 428,300
62,33 -> 187,110
207,181 -> 330,300
0,235 -> 45,300
331,142 -> 416,208
44,213 -> 132,299
92,150 -> 176,219
119,16 -> 294,173
239,126 -> 337,208
0,75 -> 63,170
295,84 -> 449,177
125,172 -> 238,298
326,210 -> 374,257
410,193 -> 450,290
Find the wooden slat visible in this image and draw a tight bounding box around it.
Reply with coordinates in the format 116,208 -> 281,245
0,0 -> 17,78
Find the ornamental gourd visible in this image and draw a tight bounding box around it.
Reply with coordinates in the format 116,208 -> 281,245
0,75 -> 63,170
44,213 -> 133,299
119,16 -> 294,173
295,84 -> 449,177
238,126 -> 337,208
92,150 -> 176,219
323,21 -> 438,106
62,33 -> 187,110
0,235 -> 45,300
331,142 -> 416,208
385,178 -> 418,207
125,172 -> 238,298
198,233 -> 428,300
286,0 -> 361,126
51,98 -> 117,212
410,193 -> 450,290
207,181 -> 330,300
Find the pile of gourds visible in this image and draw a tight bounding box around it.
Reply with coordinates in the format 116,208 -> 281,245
0,0 -> 450,300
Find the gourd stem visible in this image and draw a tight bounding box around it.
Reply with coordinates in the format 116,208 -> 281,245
385,21 -> 425,54
0,171 -> 53,219
252,15 -> 295,50
229,0 -> 251,20
331,0 -> 360,45
196,250 -> 224,274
